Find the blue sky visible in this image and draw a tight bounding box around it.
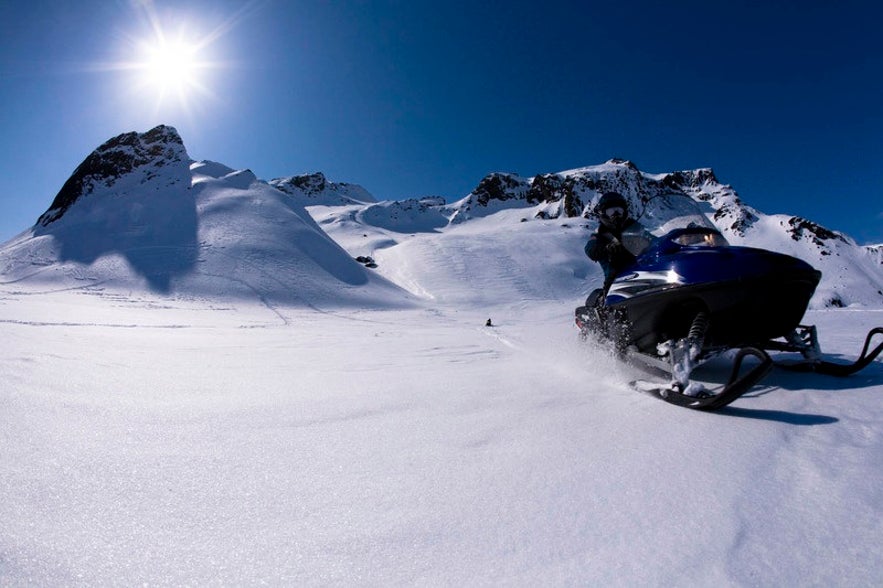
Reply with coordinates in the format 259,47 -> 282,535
1,0 -> 881,243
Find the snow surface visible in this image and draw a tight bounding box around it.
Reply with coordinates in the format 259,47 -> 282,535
2,155 -> 883,585
3,288 -> 882,585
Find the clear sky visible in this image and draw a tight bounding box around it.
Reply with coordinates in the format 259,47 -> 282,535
1,0 -> 881,244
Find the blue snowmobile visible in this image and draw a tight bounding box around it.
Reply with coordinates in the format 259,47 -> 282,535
575,194 -> 883,410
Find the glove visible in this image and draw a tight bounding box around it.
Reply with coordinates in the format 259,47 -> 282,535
605,237 -> 623,254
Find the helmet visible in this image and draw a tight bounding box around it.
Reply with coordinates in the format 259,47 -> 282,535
595,192 -> 629,229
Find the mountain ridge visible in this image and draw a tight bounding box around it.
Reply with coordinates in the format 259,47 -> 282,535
2,125 -> 881,308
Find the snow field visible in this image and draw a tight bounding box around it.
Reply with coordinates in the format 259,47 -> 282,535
2,287 -> 881,585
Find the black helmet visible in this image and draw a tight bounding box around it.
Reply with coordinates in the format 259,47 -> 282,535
595,192 -> 629,229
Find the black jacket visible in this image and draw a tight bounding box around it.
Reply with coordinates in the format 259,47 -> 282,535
585,220 -> 643,287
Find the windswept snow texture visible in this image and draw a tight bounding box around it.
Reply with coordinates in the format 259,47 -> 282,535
1,134 -> 883,584
2,290 -> 882,585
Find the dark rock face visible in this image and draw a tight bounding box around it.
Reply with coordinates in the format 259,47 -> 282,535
786,216 -> 848,255
37,125 -> 188,226
269,172 -> 377,206
662,168 -> 718,190
451,161 -> 777,244
527,174 -> 564,204
787,217 -> 846,244
471,173 -> 526,206
460,160 -> 730,222
527,175 -> 583,218
277,172 -> 329,195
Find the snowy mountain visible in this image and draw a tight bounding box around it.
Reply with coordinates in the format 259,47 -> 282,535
314,159 -> 883,308
269,171 -> 377,206
0,126 -> 409,308
1,126 -> 881,309
459,161 -> 883,308
2,127 -> 883,586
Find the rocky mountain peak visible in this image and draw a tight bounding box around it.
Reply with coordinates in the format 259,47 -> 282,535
786,217 -> 849,254
471,172 -> 529,205
272,171 -> 329,195
453,161 -> 732,224
37,125 -> 190,226
661,168 -> 718,189
269,172 -> 377,206
605,158 -> 639,170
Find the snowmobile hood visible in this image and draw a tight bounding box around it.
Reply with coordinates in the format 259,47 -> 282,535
607,227 -> 821,304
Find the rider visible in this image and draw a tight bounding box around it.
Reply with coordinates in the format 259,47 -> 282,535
585,192 -> 651,297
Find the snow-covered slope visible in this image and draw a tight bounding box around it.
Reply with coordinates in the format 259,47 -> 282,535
314,159 -> 883,308
0,127 -> 410,308
457,161 -> 882,308
1,128 -> 881,309
314,205 -> 593,307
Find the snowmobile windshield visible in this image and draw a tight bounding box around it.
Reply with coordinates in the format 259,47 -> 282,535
671,230 -> 729,247
636,193 -> 720,238
620,223 -> 656,257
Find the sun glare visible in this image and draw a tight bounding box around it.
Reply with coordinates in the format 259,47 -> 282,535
108,1 -> 244,116
144,39 -> 200,91
98,26 -> 216,118
130,29 -> 214,111
98,1 -> 257,118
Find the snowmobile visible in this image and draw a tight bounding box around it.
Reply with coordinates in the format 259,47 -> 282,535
575,195 -> 883,411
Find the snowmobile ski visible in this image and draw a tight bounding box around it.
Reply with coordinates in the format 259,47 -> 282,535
631,347 -> 773,411
775,327 -> 883,377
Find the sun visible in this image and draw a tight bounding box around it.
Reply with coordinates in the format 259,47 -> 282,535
110,1 -> 240,115
99,26 -> 217,116
135,33 -> 211,106
143,38 -> 200,92
96,1 -> 257,118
